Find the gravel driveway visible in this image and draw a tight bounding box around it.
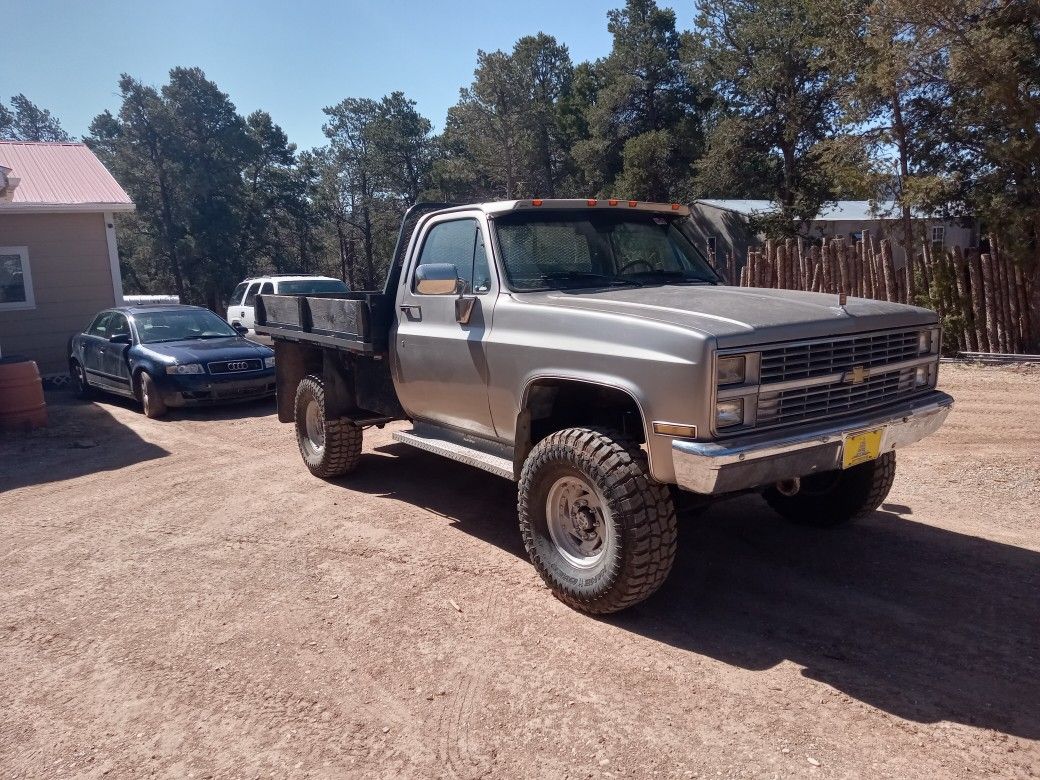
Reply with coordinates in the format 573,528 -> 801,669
1,364 -> 1037,779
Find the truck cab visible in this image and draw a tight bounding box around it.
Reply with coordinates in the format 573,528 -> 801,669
256,200 -> 952,615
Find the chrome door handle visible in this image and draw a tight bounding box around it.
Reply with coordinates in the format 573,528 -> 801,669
399,304 -> 421,315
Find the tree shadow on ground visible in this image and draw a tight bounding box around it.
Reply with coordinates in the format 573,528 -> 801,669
0,391 -> 169,492
347,442 -> 1040,741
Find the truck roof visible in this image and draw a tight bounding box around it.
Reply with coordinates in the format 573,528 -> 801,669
439,199 -> 691,218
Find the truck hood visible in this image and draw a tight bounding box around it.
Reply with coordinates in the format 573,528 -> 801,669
513,284 -> 938,348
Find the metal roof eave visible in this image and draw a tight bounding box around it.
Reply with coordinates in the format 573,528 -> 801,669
0,203 -> 135,214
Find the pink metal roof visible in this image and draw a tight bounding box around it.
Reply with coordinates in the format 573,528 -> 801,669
0,141 -> 133,211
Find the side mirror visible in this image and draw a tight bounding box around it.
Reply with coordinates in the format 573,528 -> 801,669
232,322 -> 248,335
415,263 -> 460,296
109,333 -> 132,345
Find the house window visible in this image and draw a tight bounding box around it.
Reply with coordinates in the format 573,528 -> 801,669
0,246 -> 34,311
931,225 -> 945,251
707,235 -> 718,258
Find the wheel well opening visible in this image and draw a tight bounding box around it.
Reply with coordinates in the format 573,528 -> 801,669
524,380 -> 646,449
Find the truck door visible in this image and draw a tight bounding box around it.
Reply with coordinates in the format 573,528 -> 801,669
393,214 -> 498,438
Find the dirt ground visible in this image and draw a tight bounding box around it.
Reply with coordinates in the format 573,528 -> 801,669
1,364 -> 1038,779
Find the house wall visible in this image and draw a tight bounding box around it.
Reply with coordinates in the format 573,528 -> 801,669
0,212 -> 116,375
807,219 -> 977,267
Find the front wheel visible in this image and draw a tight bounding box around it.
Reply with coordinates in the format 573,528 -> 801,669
518,427 -> 677,614
69,360 -> 93,399
138,372 -> 168,419
294,375 -> 362,479
763,451 -> 896,527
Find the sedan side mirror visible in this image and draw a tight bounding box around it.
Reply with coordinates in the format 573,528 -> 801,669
232,322 -> 249,335
108,333 -> 132,345
414,263 -> 461,296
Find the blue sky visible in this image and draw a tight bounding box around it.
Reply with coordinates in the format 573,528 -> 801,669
2,0 -> 689,151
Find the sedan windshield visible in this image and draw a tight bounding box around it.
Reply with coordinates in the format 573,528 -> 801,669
135,309 -> 238,343
494,211 -> 719,291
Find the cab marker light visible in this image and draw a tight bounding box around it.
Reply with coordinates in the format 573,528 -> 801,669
628,200 -> 638,207
532,199 -> 543,206
608,198 -> 619,206
587,199 -> 598,206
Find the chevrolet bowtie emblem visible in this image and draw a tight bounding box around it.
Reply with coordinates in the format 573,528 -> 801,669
845,365 -> 869,384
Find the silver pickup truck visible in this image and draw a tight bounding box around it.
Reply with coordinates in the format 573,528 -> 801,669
256,199 -> 953,614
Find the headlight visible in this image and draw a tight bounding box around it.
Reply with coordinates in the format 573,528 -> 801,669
717,355 -> 747,386
716,399 -> 744,428
166,363 -> 204,375
264,356 -> 276,368
918,327 -> 940,355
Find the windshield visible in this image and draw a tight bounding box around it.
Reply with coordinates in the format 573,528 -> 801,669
276,279 -> 349,295
494,211 -> 719,291
135,309 -> 239,343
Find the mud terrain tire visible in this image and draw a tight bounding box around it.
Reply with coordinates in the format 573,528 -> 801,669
763,451 -> 896,527
518,427 -> 677,614
294,375 -> 362,479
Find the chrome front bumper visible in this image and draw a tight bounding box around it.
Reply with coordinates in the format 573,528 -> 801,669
672,391 -> 954,494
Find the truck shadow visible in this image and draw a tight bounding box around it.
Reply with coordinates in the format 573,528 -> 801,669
356,443 -> 1039,741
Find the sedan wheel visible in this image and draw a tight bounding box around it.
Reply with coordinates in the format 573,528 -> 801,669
70,361 -> 93,399
139,372 -> 168,419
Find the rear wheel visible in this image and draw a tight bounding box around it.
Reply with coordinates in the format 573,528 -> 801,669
518,427 -> 677,614
294,375 -> 362,478
69,360 -> 93,399
763,451 -> 896,527
138,372 -> 168,418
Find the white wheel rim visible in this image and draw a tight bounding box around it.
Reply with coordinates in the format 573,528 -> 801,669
305,399 -> 325,453
545,475 -> 611,570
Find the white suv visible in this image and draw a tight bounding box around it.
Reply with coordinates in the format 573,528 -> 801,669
227,276 -> 350,333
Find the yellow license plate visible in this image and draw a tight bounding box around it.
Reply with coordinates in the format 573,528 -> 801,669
842,428 -> 884,469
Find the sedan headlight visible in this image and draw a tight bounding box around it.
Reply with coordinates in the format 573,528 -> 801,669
166,363 -> 204,375
716,398 -> 744,428
264,356 -> 276,368
717,355 -> 747,386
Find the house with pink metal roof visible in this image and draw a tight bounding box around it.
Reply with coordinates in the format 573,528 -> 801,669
0,141 -> 134,375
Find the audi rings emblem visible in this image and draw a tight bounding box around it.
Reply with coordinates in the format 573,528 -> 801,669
227,361 -> 250,371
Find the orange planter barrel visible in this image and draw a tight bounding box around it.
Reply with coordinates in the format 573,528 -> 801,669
0,357 -> 48,433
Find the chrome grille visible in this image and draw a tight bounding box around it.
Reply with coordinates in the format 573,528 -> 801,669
758,367 -> 920,426
207,358 -> 263,374
759,329 -> 921,384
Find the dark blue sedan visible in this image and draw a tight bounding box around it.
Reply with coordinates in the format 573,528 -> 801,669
68,304 -> 276,418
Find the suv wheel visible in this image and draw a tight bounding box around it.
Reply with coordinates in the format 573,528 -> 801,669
294,375 -> 362,478
763,451 -> 896,527
518,427 -> 677,614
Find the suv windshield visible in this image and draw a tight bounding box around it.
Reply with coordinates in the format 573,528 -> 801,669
135,309 -> 238,343
494,211 -> 719,291
276,279 -> 349,295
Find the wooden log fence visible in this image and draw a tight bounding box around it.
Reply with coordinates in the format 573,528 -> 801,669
732,232 -> 1037,354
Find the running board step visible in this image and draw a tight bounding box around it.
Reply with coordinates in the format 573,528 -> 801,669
392,425 -> 515,480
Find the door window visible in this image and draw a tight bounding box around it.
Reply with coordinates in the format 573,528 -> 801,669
88,312 -> 114,337
259,282 -> 274,295
108,313 -> 131,339
414,219 -> 492,295
244,282 -> 262,306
